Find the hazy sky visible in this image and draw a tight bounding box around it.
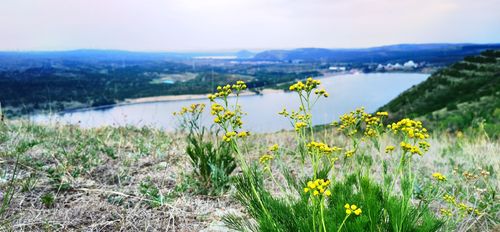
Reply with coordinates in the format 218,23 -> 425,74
1,0 -> 499,51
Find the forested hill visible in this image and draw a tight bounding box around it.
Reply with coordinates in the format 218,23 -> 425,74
379,50 -> 500,134
253,44 -> 500,64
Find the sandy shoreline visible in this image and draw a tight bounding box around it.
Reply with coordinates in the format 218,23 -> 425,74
122,73 -> 351,105
123,88 -> 285,104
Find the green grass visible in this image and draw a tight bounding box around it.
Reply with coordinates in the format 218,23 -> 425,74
380,50 -> 500,136
0,120 -> 498,230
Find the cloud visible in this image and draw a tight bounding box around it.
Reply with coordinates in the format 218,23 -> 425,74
0,0 -> 499,51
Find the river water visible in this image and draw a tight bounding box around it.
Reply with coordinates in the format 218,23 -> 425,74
32,73 -> 429,133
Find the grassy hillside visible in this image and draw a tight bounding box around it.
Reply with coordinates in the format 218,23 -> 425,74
380,50 -> 500,135
1,77 -> 499,231
0,121 -> 498,231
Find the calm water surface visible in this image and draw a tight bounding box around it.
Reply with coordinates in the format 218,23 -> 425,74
32,73 -> 428,133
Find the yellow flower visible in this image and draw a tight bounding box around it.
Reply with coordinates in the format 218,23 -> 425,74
440,208 -> 452,217
237,131 -> 249,138
269,144 -> 279,152
345,149 -> 356,158
294,121 -> 307,131
376,111 -> 389,117
307,141 -> 340,155
344,203 -> 362,216
304,178 -> 331,197
443,194 -> 456,204
400,142 -> 423,156
389,118 -> 429,141
432,172 -> 446,181
354,208 -> 362,215
259,154 -> 274,164
222,131 -> 237,142
385,145 -> 395,153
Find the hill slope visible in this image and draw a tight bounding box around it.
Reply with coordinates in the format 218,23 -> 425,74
254,44 -> 500,64
379,50 -> 500,133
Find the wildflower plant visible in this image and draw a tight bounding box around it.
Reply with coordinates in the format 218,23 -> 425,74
197,78 -> 445,231
173,103 -> 236,195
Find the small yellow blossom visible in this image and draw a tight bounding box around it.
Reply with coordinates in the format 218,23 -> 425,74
304,178 -> 331,197
345,149 -> 356,158
237,131 -> 250,138
344,203 -> 362,216
385,145 -> 395,153
259,154 -> 274,164
295,121 -> 308,131
432,172 -> 446,181
222,131 -> 237,142
269,144 -> 279,152
440,208 -> 453,217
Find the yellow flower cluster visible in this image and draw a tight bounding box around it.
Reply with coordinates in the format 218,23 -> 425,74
223,131 -> 237,142
376,111 -> 389,117
440,208 -> 452,217
385,145 -> 395,153
442,194 -> 481,216
334,107 -> 387,139
443,194 -> 456,204
304,179 -> 331,197
208,80 -> 247,101
364,127 -> 377,137
259,154 -> 274,164
211,103 -> 225,115
295,121 -> 308,131
307,141 -> 341,155
457,203 -> 481,215
173,103 -> 205,116
314,88 -> 329,97
278,108 -> 289,117
289,77 -> 321,92
344,149 -> 356,158
388,118 -> 429,140
361,112 -> 386,138
344,203 -> 362,216
337,112 -> 357,130
418,141 -> 430,152
363,113 -> 382,126
432,172 -> 446,181
400,142 -> 423,156
232,80 -> 247,91
269,144 -> 279,152
238,131 -> 250,138
210,102 -> 244,129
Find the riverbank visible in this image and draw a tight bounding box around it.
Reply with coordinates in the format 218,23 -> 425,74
123,88 -> 284,105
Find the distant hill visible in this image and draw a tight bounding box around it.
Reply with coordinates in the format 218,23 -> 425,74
379,50 -> 500,134
253,44 -> 500,64
2,44 -> 500,68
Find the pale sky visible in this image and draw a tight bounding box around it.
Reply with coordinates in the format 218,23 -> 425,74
1,0 -> 499,51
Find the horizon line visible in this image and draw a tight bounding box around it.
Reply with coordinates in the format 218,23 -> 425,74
1,42 -> 499,54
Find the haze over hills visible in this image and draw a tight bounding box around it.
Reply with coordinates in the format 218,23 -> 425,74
1,43 -> 500,67
252,43 -> 500,64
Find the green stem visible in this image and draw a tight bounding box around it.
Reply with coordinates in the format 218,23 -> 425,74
337,214 -> 350,232
320,198 -> 327,232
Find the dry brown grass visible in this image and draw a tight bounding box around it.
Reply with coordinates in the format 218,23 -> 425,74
0,122 -> 498,231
